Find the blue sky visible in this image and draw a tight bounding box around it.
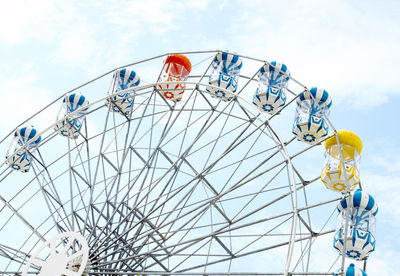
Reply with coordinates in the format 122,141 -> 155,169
0,0 -> 399,274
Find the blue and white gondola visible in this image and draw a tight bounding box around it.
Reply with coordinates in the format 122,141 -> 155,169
333,226 -> 376,260
333,264 -> 367,276
207,52 -> 243,102
334,189 -> 378,260
292,87 -> 332,144
5,126 -> 41,172
54,93 -> 89,139
253,61 -> 290,114
107,68 -> 140,115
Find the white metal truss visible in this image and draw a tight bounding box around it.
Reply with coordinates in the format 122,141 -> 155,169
0,51 -> 357,275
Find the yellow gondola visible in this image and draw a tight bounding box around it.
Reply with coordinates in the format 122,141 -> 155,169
321,130 -> 362,192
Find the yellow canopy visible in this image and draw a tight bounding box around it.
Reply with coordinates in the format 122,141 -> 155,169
324,130 -> 363,159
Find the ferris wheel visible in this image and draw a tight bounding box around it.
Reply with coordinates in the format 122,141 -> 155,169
0,50 -> 377,276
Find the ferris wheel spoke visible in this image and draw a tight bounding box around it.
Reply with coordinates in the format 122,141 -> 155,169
292,233 -> 311,272
140,153 -> 168,217
94,147 -> 260,260
87,157 -> 126,242
184,119 -> 280,193
203,141 -> 281,177
91,196 -> 334,273
69,170 -> 91,227
153,150 -> 191,209
109,111 -> 137,183
88,90 -> 168,246
29,257 -> 45,268
171,158 -> 233,228
93,206 -> 214,271
88,160 -> 155,252
229,188 -> 296,230
31,151 -> 76,232
182,115 -> 247,159
231,165 -> 287,221
159,104 -> 212,153
91,194 -> 214,264
198,102 -> 238,172
84,105 -> 112,240
234,97 -> 258,123
90,209 -> 266,268
45,241 -> 57,259
89,103 -> 229,255
293,204 -> 338,272
0,243 -> 32,267
169,237 -> 212,272
301,186 -> 313,272
151,197 -> 214,259
123,168 -> 202,219
67,135 -> 77,231
114,202 -> 168,250
142,115 -> 268,231
87,172 -> 150,248
129,108 -> 170,151
175,90 -> 209,159
236,68 -> 259,98
148,178 -> 214,236
155,92 -> 239,164
208,122 -> 270,201
215,232 -> 337,274
215,140 -> 302,205
93,134 -> 296,270
28,164 -> 73,233
34,148 -> 71,204
91,180 -> 185,260
233,216 -> 292,256
144,216 -> 290,272
136,94 -> 160,217
96,177 -> 304,268
83,118 -> 93,197
129,105 -> 171,141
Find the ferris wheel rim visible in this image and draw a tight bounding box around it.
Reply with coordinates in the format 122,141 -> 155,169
0,51 -> 346,275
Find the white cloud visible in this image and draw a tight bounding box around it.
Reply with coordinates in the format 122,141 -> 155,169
0,68 -> 55,136
44,0 -> 192,74
218,0 -> 228,10
363,136 -> 400,174
367,247 -> 400,275
0,0 -> 188,74
103,0 -> 179,31
51,27 -> 97,68
362,172 -> 400,227
186,0 -> 209,10
0,0 -> 59,44
230,0 -> 400,108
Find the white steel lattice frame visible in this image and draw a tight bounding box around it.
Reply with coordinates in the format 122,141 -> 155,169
0,50 -> 358,276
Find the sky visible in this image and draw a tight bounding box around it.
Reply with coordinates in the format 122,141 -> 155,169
0,0 -> 399,274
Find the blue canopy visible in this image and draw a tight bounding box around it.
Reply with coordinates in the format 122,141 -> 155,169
113,68 -> 140,91
338,189 -> 378,224
334,264 -> 367,276
258,61 -> 290,87
212,52 -> 243,74
63,93 -> 89,114
297,87 -> 332,109
14,126 -> 41,147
